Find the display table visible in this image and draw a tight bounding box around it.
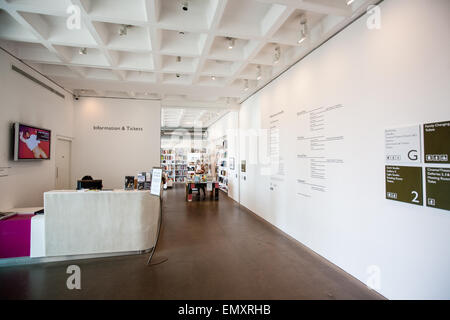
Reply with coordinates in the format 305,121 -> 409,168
44,190 -> 160,257
185,181 -> 219,202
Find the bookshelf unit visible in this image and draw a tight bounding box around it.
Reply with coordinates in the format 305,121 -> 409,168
213,137 -> 228,193
161,147 -> 209,184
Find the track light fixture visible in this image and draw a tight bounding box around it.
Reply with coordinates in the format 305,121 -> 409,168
298,20 -> 307,44
244,79 -> 249,91
119,24 -> 131,36
256,65 -> 262,81
79,47 -> 87,55
273,46 -> 280,64
227,37 -> 235,50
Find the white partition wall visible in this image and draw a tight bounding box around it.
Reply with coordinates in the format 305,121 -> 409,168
72,97 -> 161,189
239,0 -> 450,299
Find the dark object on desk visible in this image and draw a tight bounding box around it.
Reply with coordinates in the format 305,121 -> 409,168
34,208 -> 44,215
77,179 -> 103,190
124,176 -> 135,190
137,172 -> 146,190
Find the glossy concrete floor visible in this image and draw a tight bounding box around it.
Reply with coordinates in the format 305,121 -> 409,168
0,185 -> 384,300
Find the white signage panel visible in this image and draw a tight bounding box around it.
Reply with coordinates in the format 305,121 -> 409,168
385,125 -> 421,163
151,168 -> 163,196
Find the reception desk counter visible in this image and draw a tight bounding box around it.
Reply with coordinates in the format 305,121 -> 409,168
43,190 -> 160,258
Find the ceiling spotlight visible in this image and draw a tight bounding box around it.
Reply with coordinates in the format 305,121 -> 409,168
211,76 -> 216,80
256,65 -> 262,81
176,73 -> 181,78
244,79 -> 249,91
226,37 -> 235,50
273,46 -> 280,64
298,20 -> 307,44
182,1 -> 189,11
119,24 -> 129,36
176,56 -> 181,62
346,0 -> 355,5
79,47 -> 87,55
178,31 -> 185,35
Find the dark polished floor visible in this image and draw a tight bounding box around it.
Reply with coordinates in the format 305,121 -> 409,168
0,185 -> 384,299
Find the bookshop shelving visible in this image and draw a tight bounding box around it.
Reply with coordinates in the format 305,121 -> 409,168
161,147 -> 209,184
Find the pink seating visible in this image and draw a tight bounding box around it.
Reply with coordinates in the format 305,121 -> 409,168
0,214 -> 33,258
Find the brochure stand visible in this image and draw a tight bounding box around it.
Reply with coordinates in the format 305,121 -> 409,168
147,167 -> 168,266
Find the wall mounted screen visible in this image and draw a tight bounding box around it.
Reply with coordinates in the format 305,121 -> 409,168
13,123 -> 51,160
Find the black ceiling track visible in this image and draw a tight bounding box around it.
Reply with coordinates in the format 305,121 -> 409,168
11,64 -> 65,99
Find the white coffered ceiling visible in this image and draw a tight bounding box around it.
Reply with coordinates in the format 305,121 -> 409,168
0,0 -> 379,109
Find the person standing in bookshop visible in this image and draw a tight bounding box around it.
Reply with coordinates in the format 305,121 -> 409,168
195,160 -> 206,200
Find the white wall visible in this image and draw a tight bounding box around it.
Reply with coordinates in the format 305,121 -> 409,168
239,0 -> 450,299
207,111 -> 240,202
72,97 -> 160,189
0,50 -> 74,210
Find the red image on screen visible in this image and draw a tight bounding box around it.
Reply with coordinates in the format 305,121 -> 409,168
18,125 -> 50,159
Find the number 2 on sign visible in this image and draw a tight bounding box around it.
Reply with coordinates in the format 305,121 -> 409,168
411,191 -> 419,203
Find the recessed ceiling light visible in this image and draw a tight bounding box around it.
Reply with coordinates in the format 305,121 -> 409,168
226,37 -> 235,50
211,76 -> 216,80
79,47 -> 87,55
176,74 -> 181,78
346,0 -> 355,5
256,65 -> 262,81
178,31 -> 185,35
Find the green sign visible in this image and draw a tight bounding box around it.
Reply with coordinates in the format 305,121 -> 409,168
385,166 -> 423,206
425,167 -> 450,211
424,120 -> 450,163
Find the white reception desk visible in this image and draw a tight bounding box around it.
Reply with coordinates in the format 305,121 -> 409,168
42,190 -> 160,258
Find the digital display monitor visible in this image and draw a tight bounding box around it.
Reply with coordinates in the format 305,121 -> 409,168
13,123 -> 51,160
